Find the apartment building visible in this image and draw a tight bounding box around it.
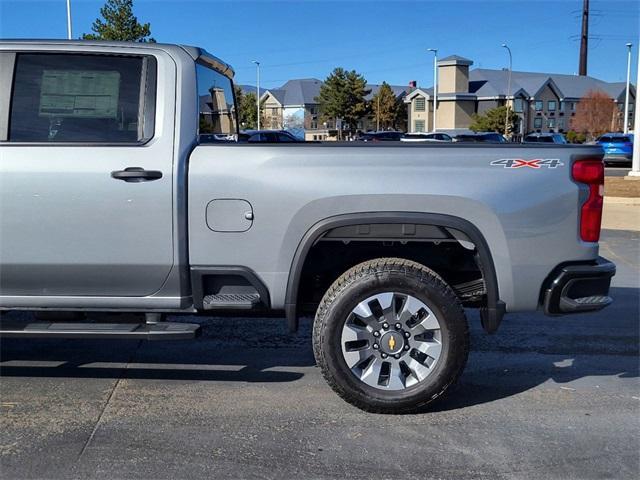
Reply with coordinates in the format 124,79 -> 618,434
404,55 -> 636,135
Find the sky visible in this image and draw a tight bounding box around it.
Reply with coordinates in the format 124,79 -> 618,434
1,0 -> 638,89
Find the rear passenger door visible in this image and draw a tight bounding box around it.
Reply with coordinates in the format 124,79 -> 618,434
0,50 -> 175,298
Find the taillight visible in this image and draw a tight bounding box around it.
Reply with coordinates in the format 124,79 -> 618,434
572,159 -> 604,242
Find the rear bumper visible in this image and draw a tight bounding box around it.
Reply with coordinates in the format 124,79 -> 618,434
543,257 -> 615,315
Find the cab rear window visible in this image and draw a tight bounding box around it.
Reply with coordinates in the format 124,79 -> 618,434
8,53 -> 156,143
196,62 -> 237,141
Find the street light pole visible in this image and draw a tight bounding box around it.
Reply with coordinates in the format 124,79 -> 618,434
253,60 -> 260,130
628,36 -> 640,177
502,43 -> 513,138
623,43 -> 632,134
427,48 -> 437,132
66,0 -> 72,39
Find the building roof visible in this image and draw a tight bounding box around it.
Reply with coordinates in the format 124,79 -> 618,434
469,68 -> 634,100
260,78 -> 409,106
261,78 -> 323,106
438,55 -> 473,66
237,84 -> 257,95
365,84 -> 408,101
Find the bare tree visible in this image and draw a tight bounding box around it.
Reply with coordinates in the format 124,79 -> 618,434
571,89 -> 616,140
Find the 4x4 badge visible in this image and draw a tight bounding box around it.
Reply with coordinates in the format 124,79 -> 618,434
491,158 -> 564,169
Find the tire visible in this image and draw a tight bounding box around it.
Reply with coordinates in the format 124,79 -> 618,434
313,258 -> 469,414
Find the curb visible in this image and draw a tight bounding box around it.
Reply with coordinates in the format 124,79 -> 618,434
604,196 -> 640,205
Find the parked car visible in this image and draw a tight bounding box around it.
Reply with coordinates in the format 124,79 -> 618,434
357,131 -> 404,142
454,132 -> 507,143
241,130 -> 302,143
0,40 -> 615,414
523,133 -> 568,144
401,132 -> 453,143
596,133 -> 634,166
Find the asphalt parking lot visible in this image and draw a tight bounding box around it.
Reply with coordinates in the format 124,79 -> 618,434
1,228 -> 639,480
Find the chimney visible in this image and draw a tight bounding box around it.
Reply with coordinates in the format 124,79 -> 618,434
437,55 -> 473,94
408,80 -> 417,91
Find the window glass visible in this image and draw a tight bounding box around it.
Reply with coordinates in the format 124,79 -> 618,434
548,100 -> 556,112
248,133 -> 264,142
513,98 -> 524,113
534,100 -> 543,111
414,119 -> 425,132
277,133 -> 295,142
9,53 -> 150,143
197,62 -> 237,139
534,117 -> 543,128
415,97 -> 426,112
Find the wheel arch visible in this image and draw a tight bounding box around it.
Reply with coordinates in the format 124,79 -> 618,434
285,212 -> 505,334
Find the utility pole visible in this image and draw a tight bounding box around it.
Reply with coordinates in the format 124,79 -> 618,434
502,44 -> 513,139
427,48 -> 437,132
376,95 -> 380,131
579,0 -> 589,76
253,60 -> 260,130
623,43 -> 632,134
66,0 -> 72,39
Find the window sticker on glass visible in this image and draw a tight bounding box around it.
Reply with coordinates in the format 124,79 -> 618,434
39,70 -> 121,118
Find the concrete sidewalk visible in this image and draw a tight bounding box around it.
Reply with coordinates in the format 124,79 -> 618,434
602,197 -> 640,232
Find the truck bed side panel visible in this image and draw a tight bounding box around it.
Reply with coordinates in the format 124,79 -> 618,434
187,144 -> 600,312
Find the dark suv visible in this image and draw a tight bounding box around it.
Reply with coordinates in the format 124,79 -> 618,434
524,133 -> 567,144
357,131 -> 404,142
454,132 -> 507,143
241,130 -> 302,143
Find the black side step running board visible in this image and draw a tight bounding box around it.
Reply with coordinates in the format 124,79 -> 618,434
203,293 -> 261,310
0,321 -> 200,340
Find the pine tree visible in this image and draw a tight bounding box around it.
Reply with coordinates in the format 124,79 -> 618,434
235,86 -> 258,130
82,0 -> 154,42
316,68 -> 370,138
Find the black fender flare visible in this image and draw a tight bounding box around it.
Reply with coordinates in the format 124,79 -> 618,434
284,212 -> 505,334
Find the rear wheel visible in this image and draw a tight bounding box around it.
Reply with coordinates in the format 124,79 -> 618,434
313,258 -> 469,413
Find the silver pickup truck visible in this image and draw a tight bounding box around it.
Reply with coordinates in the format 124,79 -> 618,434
0,41 -> 615,413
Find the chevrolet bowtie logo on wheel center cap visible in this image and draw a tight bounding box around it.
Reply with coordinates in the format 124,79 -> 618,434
380,331 -> 404,355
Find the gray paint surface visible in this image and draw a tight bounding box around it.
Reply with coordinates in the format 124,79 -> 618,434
188,143 -> 600,311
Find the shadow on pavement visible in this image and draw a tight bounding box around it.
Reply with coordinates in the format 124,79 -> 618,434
433,285 -> 639,411
1,286 -> 638,410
